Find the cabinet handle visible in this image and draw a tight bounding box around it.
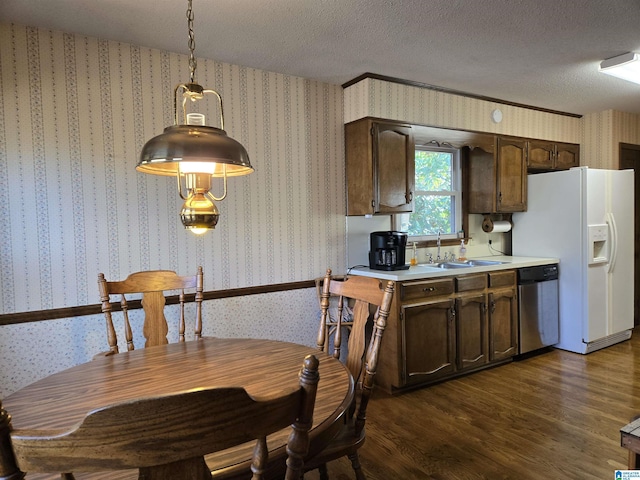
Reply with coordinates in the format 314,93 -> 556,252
408,191 -> 413,202
490,301 -> 496,313
423,287 -> 436,292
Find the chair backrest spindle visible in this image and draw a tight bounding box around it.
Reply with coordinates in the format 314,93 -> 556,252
120,295 -> 134,351
97,267 -> 204,355
316,274 -> 353,360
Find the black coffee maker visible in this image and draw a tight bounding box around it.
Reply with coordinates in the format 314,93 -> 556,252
369,231 -> 410,271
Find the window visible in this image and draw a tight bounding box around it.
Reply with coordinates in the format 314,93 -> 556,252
394,145 -> 462,240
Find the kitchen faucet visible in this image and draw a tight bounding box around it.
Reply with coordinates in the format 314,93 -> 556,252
436,231 -> 441,261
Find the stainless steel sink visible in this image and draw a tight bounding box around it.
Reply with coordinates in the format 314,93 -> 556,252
413,259 -> 506,270
435,262 -> 473,269
465,259 -> 506,266
433,259 -> 508,269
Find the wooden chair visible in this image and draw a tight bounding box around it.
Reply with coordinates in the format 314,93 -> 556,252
307,268 -> 395,480
6,355 -> 320,480
314,275 -> 354,359
97,267 -> 204,355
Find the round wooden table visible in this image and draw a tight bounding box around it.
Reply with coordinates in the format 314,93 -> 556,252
1,337 -> 354,479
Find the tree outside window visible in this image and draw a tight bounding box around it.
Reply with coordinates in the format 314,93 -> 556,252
396,146 -> 461,240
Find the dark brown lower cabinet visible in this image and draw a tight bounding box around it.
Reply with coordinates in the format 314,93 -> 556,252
375,269 -> 518,394
402,298 -> 455,386
489,287 -> 518,361
456,293 -> 489,371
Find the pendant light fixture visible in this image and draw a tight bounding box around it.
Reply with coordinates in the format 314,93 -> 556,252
137,0 -> 254,234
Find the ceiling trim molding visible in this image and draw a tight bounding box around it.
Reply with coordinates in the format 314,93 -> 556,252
342,72 -> 583,119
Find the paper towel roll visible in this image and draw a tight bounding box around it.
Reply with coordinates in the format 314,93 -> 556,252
482,218 -> 512,233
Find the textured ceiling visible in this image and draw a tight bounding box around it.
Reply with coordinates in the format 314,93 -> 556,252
2,0 -> 640,116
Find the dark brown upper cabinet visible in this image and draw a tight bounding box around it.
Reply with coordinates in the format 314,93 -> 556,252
345,118 -> 415,216
528,140 -> 580,171
468,136 -> 527,214
344,117 -> 580,216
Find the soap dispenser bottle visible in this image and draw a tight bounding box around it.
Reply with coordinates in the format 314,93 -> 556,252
458,239 -> 467,261
410,242 -> 418,266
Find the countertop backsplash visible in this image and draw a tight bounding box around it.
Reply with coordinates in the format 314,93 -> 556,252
346,213 -> 510,271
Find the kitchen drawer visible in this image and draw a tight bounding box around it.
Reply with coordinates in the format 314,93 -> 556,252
456,273 -> 487,292
489,270 -> 516,288
401,279 -> 454,303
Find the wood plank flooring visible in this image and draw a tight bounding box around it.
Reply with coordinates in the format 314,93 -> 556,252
305,331 -> 640,479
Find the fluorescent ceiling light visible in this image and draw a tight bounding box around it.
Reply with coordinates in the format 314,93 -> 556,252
599,52 -> 640,85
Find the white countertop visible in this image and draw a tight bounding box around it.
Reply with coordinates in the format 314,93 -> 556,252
348,256 -> 559,281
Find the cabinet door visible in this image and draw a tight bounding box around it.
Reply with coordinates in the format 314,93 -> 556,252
527,140 -> 554,170
345,119 -> 375,215
496,137 -> 527,212
456,293 -> 488,371
374,123 -> 415,214
489,287 -> 518,361
402,299 -> 455,385
467,147 -> 496,213
555,142 -> 580,170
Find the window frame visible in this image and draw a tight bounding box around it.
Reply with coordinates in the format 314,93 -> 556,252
394,144 -> 463,242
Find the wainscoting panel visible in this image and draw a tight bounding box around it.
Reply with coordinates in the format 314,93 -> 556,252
0,288 -> 321,397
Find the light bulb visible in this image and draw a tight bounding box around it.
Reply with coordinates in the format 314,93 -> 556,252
179,162 -> 217,174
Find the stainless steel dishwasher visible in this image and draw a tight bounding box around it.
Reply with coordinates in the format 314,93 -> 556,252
517,264 -> 559,354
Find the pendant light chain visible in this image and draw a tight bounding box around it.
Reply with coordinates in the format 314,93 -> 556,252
138,0 -> 253,234
187,0 -> 197,83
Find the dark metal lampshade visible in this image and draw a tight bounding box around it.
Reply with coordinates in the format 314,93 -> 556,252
137,125 -> 253,176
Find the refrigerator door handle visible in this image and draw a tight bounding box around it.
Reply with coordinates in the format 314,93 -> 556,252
607,212 -> 618,274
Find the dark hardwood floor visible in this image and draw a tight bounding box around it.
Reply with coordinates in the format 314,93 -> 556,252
306,331 -> 640,479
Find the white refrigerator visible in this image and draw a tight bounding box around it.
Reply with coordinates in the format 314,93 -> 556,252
512,167 -> 634,354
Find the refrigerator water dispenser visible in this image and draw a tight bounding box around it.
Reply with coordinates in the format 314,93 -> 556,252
588,224 -> 609,264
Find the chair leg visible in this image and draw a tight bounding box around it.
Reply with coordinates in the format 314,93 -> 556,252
348,452 -> 366,480
318,463 -> 329,480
